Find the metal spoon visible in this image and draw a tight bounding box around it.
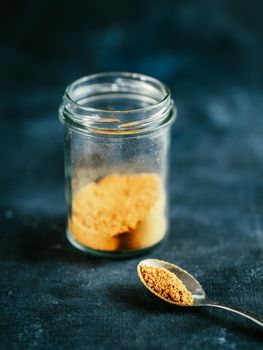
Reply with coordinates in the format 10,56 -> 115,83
137,258 -> 263,327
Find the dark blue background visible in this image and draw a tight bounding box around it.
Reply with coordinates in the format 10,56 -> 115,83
1,0 -> 263,348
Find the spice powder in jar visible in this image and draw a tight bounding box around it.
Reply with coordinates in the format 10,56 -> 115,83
69,173 -> 166,252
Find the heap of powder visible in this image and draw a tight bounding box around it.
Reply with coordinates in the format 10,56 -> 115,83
140,265 -> 194,306
69,173 -> 166,251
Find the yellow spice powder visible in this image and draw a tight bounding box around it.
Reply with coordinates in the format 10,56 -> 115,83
140,265 -> 194,306
69,173 -> 166,251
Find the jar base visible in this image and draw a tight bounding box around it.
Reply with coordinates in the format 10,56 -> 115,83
66,229 -> 164,258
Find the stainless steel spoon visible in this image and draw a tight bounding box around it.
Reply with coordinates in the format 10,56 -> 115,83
137,258 -> 263,327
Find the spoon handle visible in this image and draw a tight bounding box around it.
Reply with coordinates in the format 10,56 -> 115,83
205,302 -> 263,327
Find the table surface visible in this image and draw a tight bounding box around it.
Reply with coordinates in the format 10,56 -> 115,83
1,0 -> 263,349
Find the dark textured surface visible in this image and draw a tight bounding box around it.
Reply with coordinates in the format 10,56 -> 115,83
1,0 -> 263,349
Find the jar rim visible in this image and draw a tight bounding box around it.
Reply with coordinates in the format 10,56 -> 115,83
65,72 -> 170,114
59,71 -> 176,135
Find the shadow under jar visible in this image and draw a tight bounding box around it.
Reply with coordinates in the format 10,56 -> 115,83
59,72 -> 176,257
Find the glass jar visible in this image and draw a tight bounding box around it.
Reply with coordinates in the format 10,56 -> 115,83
59,72 -> 176,257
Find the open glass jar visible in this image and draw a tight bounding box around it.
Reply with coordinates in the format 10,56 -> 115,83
59,72 -> 176,257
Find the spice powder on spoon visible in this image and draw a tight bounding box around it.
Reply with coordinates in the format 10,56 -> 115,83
140,265 -> 194,306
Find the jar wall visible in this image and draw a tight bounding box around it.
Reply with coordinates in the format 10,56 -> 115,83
64,127 -> 171,256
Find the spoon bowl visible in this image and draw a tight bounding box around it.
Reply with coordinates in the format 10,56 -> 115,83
138,258 -> 206,306
137,258 -> 263,327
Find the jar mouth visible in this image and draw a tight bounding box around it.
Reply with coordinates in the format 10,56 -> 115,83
59,72 -> 176,135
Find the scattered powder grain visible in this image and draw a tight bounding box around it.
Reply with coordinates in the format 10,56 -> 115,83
69,173 -> 166,251
140,265 -> 194,306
